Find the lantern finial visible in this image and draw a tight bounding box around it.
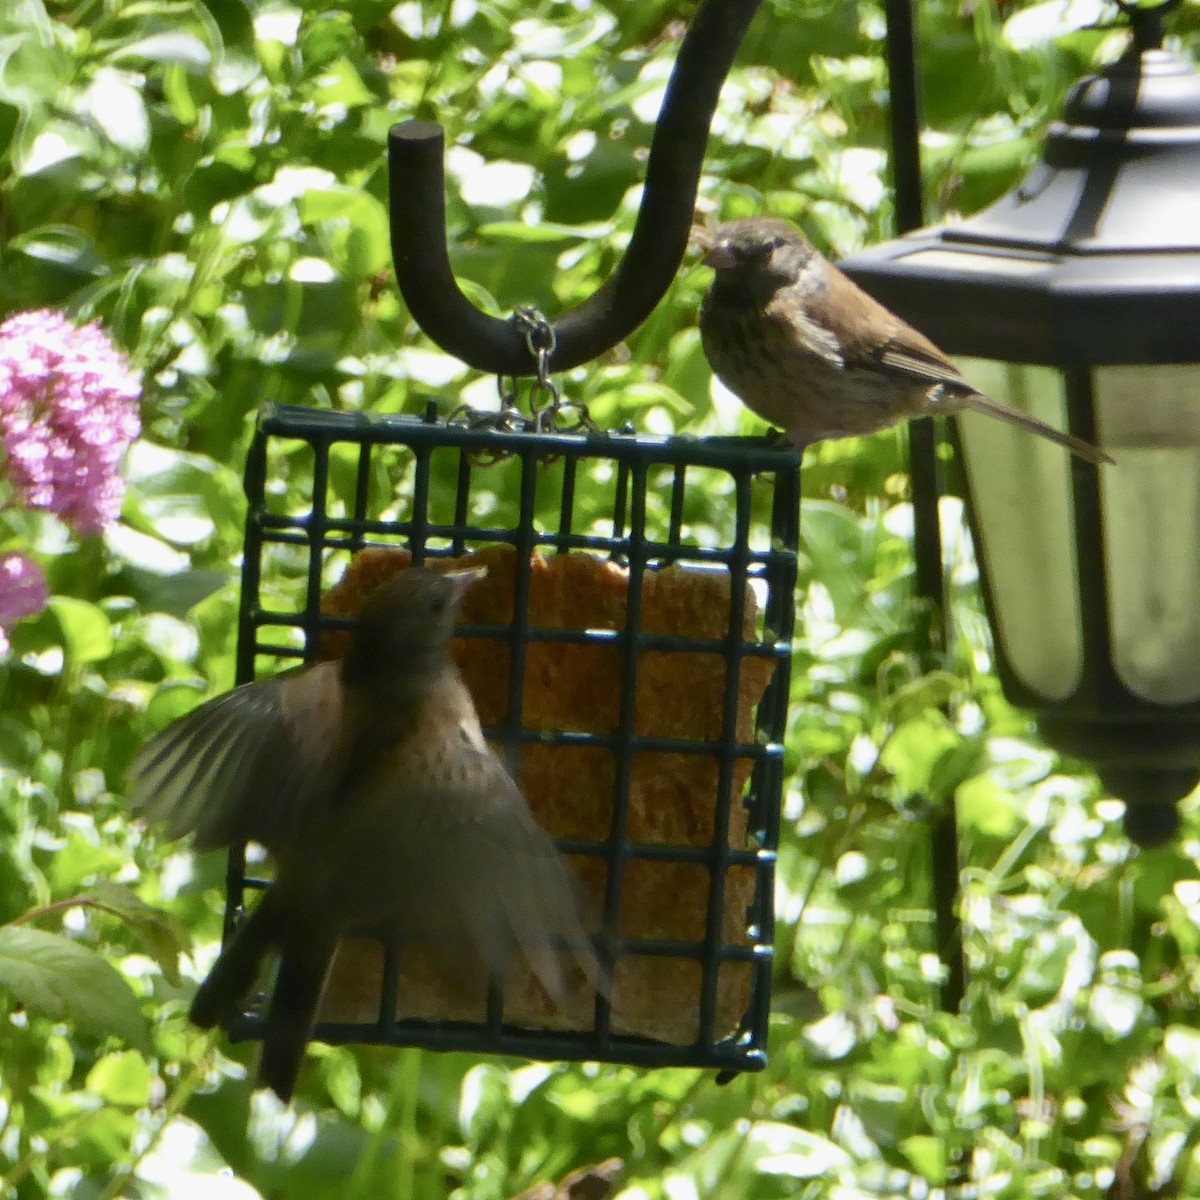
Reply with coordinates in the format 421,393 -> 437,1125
1116,0 -> 1182,54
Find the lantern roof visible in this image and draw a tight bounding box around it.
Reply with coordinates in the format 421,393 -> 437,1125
841,45 -> 1200,366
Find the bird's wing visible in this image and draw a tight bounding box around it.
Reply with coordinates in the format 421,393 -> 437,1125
873,338 -> 974,393
814,264 -> 974,394
764,295 -> 845,370
872,335 -> 973,394
128,662 -> 346,851
399,750 -> 604,997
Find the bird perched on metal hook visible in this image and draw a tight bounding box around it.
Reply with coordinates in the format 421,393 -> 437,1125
129,565 -> 604,1102
694,216 -> 1111,464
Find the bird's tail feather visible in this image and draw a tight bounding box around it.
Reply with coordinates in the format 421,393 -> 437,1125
256,937 -> 337,1103
960,391 -> 1113,465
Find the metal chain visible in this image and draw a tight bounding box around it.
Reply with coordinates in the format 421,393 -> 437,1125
448,306 -> 599,465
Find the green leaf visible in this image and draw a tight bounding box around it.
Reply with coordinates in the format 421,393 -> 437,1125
927,735 -> 989,804
477,220 -> 610,244
957,775 -> 1025,840
880,669 -> 962,725
198,0 -> 254,50
14,121 -> 95,178
48,597 -> 114,664
86,1049 -> 153,1107
899,1134 -> 948,1183
8,225 -> 104,277
78,68 -> 149,153
0,926 -> 150,1052
122,442 -> 244,549
748,1121 -> 853,1177
299,187 -> 390,278
110,32 -> 213,72
801,501 -> 876,624
879,713 -> 959,795
306,57 -> 374,108
78,882 -> 190,987
1164,1026 -> 1200,1076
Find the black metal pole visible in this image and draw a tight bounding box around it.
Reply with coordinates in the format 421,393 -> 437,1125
883,0 -> 925,236
881,0 -> 964,1013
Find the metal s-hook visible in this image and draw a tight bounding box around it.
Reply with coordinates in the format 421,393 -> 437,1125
388,0 -> 764,376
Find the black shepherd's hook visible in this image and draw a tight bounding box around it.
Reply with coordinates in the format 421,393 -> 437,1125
388,0 -> 764,376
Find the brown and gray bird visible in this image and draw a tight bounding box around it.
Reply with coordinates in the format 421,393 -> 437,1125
129,566 -> 603,1102
696,216 -> 1110,463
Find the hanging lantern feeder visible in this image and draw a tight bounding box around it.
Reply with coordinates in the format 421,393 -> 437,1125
842,0 -> 1200,848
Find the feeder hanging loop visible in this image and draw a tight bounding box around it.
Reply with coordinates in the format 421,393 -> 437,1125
514,306 -> 600,437
447,305 -> 596,464
512,305 -> 557,381
511,305 -> 562,422
388,0 -> 764,376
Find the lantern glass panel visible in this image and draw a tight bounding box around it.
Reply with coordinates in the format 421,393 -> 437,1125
1095,364 -> 1200,704
954,358 -> 1082,701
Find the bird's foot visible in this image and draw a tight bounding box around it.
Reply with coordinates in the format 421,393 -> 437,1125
765,426 -> 808,455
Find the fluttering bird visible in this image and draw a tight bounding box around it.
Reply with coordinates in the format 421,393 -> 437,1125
129,566 -> 603,1101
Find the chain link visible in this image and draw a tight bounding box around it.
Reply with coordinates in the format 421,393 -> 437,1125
448,306 -> 599,465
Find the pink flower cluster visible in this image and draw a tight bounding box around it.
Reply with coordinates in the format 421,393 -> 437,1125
0,309 -> 141,535
0,308 -> 141,653
0,551 -> 48,654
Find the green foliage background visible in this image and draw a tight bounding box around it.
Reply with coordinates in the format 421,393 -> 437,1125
2,0 -> 1200,1196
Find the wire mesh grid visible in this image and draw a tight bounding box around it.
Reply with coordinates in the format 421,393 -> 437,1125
225,402 -> 800,1074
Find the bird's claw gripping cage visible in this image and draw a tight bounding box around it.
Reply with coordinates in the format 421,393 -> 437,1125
226,403 -> 800,1075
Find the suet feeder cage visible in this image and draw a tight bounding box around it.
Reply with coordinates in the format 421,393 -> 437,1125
227,405 -> 799,1074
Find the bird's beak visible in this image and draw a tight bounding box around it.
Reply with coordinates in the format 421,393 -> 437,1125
691,224 -> 738,269
701,240 -> 737,271
442,564 -> 488,608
